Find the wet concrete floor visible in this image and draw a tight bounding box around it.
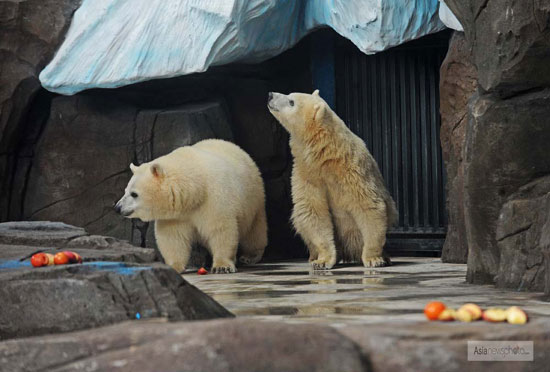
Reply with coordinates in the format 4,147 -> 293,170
184,258 -> 550,326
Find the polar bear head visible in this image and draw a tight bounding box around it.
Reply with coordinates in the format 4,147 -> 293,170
115,160 -> 187,222
114,162 -> 166,221
267,89 -> 330,138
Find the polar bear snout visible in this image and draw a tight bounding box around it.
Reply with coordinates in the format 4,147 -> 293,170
267,91 -> 278,111
114,197 -> 135,218
268,91 -> 290,112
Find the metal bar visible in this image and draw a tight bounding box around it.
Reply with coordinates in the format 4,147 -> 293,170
351,53 -> 359,134
380,53 -> 390,184
399,51 -> 410,229
418,53 -> 429,228
428,50 -> 440,229
390,52 -> 400,225
409,52 -> 420,228
370,55 -> 381,164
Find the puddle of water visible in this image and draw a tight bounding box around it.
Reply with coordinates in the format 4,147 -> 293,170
250,270 -> 370,276
0,259 -> 31,270
213,289 -> 309,300
78,262 -> 150,276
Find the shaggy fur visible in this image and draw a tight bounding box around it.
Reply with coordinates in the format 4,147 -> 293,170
115,139 -> 267,273
268,90 -> 397,269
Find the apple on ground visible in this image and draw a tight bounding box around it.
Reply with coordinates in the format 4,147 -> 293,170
454,308 -> 474,322
438,308 -> 456,321
506,306 -> 528,324
459,303 -> 482,320
482,308 -> 508,322
54,252 -> 69,265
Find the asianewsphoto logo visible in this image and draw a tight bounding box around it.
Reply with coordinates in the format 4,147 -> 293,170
468,341 -> 534,361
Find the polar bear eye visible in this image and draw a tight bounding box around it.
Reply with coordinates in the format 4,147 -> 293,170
131,192 -> 138,198
289,100 -> 294,107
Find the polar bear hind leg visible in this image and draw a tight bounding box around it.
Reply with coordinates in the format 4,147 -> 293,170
238,208 -> 268,265
351,207 -> 390,268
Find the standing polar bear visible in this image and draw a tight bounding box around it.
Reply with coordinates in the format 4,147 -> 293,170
268,90 -> 397,269
115,139 -> 267,273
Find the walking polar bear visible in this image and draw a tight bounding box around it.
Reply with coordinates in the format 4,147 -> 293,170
115,139 -> 267,273
268,90 -> 397,269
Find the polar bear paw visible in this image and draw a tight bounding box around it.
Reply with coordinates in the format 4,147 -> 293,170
238,254 -> 261,265
308,252 -> 319,263
311,257 -> 336,270
362,256 -> 390,268
212,261 -> 237,274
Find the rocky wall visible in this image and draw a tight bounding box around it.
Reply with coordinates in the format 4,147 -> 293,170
1,1 -> 313,260
444,0 -> 550,293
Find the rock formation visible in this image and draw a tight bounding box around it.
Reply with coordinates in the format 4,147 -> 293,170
444,0 -> 550,293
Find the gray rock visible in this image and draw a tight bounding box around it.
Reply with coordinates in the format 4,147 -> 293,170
0,221 -> 156,263
441,2 -> 550,291
495,176 -> 550,291
439,32 -> 478,264
340,319 -> 550,372
542,205 -> 550,297
21,94 -> 137,242
2,318 -> 550,372
0,221 -> 86,246
0,263 -> 233,341
445,0 -> 550,94
136,102 -> 234,161
0,0 -> 82,220
0,319 -> 364,372
463,90 -> 550,285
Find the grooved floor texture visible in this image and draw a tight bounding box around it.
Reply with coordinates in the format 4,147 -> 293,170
185,257 -> 550,326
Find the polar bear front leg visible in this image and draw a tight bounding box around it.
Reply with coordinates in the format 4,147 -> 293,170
291,174 -> 337,270
206,221 -> 239,274
154,220 -> 194,273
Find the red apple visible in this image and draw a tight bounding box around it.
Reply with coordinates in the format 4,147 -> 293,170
63,251 -> 77,263
54,252 -> 69,265
31,253 -> 48,267
424,301 -> 446,320
73,252 -> 83,263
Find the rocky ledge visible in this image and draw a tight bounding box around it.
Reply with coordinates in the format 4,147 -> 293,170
1,318 -> 549,372
0,221 -> 232,340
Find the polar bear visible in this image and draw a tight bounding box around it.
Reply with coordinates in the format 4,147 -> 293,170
115,139 -> 267,274
268,90 -> 397,269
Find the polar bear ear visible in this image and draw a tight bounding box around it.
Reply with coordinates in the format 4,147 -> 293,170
312,89 -> 320,96
130,163 -> 137,173
313,103 -> 326,123
150,163 -> 164,178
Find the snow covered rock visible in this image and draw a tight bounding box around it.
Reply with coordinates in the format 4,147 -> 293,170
40,0 -> 445,95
